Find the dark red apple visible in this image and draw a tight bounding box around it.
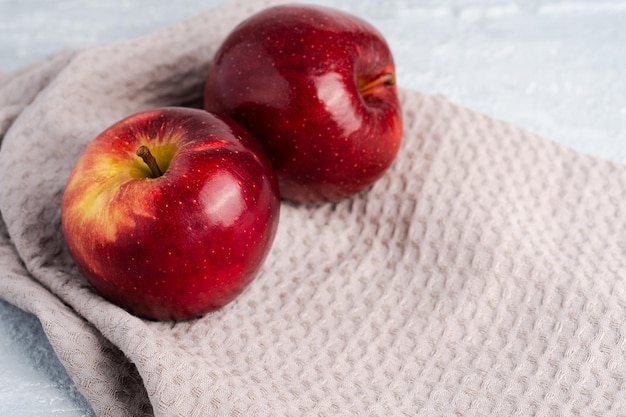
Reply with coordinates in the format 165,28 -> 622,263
204,4 -> 403,204
61,107 -> 280,321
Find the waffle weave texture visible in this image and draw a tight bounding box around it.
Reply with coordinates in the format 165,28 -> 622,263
1,1 -> 625,416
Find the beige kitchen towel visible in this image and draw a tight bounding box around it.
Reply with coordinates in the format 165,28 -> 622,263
1,1 -> 625,416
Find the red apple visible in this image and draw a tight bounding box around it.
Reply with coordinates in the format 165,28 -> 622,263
61,107 -> 280,321
204,4 -> 403,204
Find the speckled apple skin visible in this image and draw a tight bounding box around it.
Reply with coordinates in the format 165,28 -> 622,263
204,4 -> 403,204
61,107 -> 280,321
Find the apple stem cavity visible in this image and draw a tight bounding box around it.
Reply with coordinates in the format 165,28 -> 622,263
136,145 -> 164,178
358,72 -> 395,97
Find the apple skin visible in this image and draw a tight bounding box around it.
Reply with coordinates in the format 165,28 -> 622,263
204,4 -> 403,204
61,107 -> 280,321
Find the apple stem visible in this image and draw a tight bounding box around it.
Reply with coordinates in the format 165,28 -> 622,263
136,145 -> 163,178
359,72 -> 395,96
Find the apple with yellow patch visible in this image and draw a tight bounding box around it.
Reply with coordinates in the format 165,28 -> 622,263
61,107 -> 280,321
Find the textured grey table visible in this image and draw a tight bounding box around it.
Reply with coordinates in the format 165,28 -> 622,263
1,0 -> 624,415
